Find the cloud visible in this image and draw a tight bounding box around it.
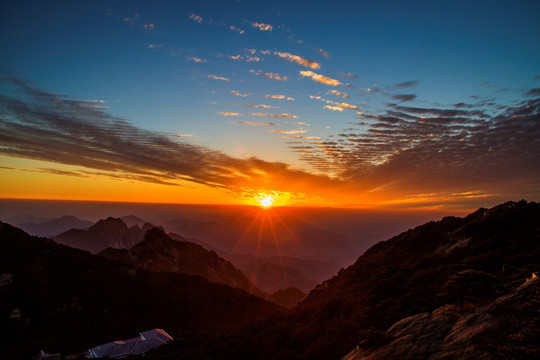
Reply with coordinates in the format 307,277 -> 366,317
341,72 -> 357,80
263,94 -> 295,101
526,88 -> 540,97
391,94 -> 417,102
327,89 -> 350,98
300,71 -> 342,86
123,13 -> 140,26
187,56 -> 207,63
229,26 -> 244,34
176,134 -> 194,138
251,22 -> 273,31
324,105 -> 343,112
4,76 -> 538,208
231,121 -> 278,126
147,43 -> 165,49
231,90 -> 251,97
189,14 -> 203,23
250,112 -> 298,118
325,100 -> 359,110
218,112 -> 243,116
318,49 -> 331,58
244,104 -> 277,109
389,80 -> 419,89
207,75 -> 231,82
143,23 -> 155,31
250,70 -> 287,81
267,129 -> 307,134
274,52 -> 321,69
0,76 -> 342,201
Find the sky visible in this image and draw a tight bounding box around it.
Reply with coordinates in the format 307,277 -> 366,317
0,0 -> 539,209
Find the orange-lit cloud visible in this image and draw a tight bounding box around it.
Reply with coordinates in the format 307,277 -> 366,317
263,94 -> 295,101
187,56 -> 207,63
274,51 -> 321,69
328,89 -> 350,98
300,71 -> 342,86
231,90 -> 251,97
207,74 -> 231,82
2,76 -> 540,209
250,70 -> 287,81
318,48 -> 331,58
229,25 -> 244,34
251,22 -> 273,31
218,111 -> 243,116
189,14 -> 203,23
324,105 -> 343,111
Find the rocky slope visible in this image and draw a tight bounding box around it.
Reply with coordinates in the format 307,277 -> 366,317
342,276 -> 540,359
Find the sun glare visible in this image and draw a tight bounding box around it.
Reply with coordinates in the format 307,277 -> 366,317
259,195 -> 275,208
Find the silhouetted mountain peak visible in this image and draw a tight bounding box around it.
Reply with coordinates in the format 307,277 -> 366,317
90,217 -> 129,234
99,227 -> 265,298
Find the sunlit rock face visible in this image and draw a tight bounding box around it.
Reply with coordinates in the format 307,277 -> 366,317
343,277 -> 540,360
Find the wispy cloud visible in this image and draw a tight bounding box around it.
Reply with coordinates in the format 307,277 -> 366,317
341,72 -> 357,80
147,43 -> 165,49
250,70 -> 287,81
267,129 -> 307,134
123,13 -> 140,26
324,105 -> 343,112
250,112 -> 298,118
231,90 -> 251,97
245,104 -> 277,109
231,121 -> 278,126
318,49 -> 331,58
327,89 -> 350,98
207,74 -> 231,82
143,23 -> 155,31
300,71 -> 342,86
388,80 -> 419,89
218,111 -> 243,116
251,22 -> 273,31
391,94 -> 417,102
274,51 -> 321,69
189,14 -> 203,23
229,25 -> 244,34
187,56 -> 207,63
263,94 -> 295,101
526,88 -> 540,97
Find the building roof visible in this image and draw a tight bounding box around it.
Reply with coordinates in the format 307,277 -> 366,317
86,329 -> 173,359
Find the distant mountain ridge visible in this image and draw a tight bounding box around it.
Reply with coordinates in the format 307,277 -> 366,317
99,227 -> 265,297
16,215 -> 92,237
54,217 -> 153,253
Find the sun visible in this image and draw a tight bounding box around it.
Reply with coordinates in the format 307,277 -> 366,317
258,195 -> 275,208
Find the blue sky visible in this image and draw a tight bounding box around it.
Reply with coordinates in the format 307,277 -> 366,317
1,0 -> 539,208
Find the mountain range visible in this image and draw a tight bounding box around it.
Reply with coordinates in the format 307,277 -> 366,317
0,222 -> 281,359
1,200 -> 538,359
146,200 -> 540,359
54,217 -> 154,253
